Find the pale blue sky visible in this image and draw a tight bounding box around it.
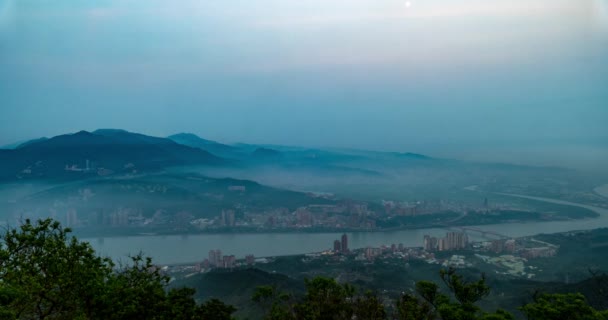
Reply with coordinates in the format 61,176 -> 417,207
1,0 -> 607,165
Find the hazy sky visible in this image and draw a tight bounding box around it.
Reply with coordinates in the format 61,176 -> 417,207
1,0 -> 607,164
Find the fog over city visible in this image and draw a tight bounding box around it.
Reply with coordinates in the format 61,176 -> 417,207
3,2 -> 608,318
1,0 -> 607,170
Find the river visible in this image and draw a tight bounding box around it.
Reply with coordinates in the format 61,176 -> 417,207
85,192 -> 608,265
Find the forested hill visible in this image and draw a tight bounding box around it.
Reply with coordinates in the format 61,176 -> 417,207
0,130 -> 228,181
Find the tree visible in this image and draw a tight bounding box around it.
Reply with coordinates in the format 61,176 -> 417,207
396,268 -> 514,320
294,277 -> 355,320
520,293 -> 608,320
394,280 -> 450,320
164,288 -> 199,320
352,291 -> 386,320
0,219 -> 237,320
196,298 -> 237,320
98,255 -> 170,320
439,268 -> 490,306
0,219 -> 114,319
252,285 -> 295,320
395,291 -> 436,320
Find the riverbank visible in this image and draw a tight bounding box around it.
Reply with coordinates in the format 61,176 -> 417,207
72,209 -> 592,239
81,193 -> 608,265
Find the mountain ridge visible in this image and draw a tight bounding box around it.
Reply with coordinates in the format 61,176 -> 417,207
0,130 -> 228,181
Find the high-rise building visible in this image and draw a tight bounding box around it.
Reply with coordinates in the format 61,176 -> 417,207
296,208 -> 313,226
424,235 -> 439,251
223,255 -> 236,268
424,232 -> 468,251
445,232 -> 468,250
221,210 -> 236,227
215,250 -> 222,267
208,249 -> 222,267
246,254 -> 255,265
364,247 -> 374,260
208,250 -> 216,266
341,234 -> 348,252
438,238 -> 448,251
333,240 -> 341,252
491,240 -> 505,253
504,239 -> 516,253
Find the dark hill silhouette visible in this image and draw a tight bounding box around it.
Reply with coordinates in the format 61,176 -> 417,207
0,130 -> 227,181
252,147 -> 282,159
13,137 -> 49,149
167,133 -> 237,157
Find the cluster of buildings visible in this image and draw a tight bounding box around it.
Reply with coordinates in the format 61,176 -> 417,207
205,249 -> 238,269
488,239 -> 517,254
476,238 -> 557,259
201,250 -> 262,270
381,200 -> 441,216
26,190 -> 529,234
332,234 -> 349,253
356,243 -> 429,261
63,159 -> 119,176
520,247 -> 558,259
380,198 -> 502,217
423,232 -> 469,251
219,209 -> 236,227
23,207 -> 154,229
223,202 -> 377,231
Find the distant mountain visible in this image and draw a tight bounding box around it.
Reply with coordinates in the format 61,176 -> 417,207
94,129 -> 176,146
1,137 -> 49,150
392,152 -> 431,160
0,130 -> 228,181
251,147 -> 282,159
167,133 -> 237,157
16,137 -> 50,149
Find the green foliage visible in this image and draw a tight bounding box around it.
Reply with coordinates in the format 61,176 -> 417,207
254,277 -> 388,320
396,268 -> 514,320
0,219 -> 114,319
520,292 -> 608,320
98,255 -> 170,320
197,299 -> 237,320
165,288 -> 198,320
439,268 -> 491,306
294,277 -> 355,320
0,219 -> 237,320
252,285 -> 294,320
352,291 -> 387,320
250,269 -> 608,320
395,293 -> 435,320
415,281 -> 448,309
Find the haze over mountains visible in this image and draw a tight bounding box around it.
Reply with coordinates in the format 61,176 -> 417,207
0,129 -> 603,199
0,129 -> 434,182
0,129 -> 226,181
0,128 -> 606,243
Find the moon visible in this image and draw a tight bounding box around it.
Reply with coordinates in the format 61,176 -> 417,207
405,1 -> 412,8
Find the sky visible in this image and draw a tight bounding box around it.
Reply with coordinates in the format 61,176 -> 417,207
1,0 -> 607,168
